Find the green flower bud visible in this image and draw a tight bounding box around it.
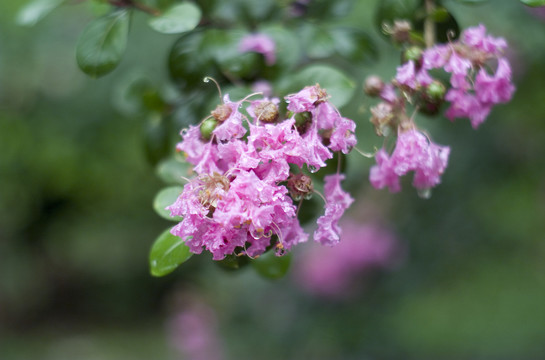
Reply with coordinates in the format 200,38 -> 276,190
200,118 -> 218,141
426,80 -> 446,101
404,46 -> 423,63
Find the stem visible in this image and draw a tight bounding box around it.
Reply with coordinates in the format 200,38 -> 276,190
109,0 -> 161,16
424,0 -> 436,48
132,1 -> 161,16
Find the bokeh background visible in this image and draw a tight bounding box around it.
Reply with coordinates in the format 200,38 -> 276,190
1,0 -> 545,359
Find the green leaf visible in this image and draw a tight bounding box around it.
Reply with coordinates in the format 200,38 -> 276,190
299,24 -> 336,59
156,157 -> 191,185
251,251 -> 292,279
454,0 -> 488,4
216,254 -> 251,271
148,2 -> 201,34
259,25 -> 301,69
76,10 -> 130,78
149,228 -> 193,276
113,73 -> 157,116
430,7 -> 449,22
16,0 -> 65,26
330,27 -> 378,63
294,65 -> 356,108
153,186 -> 183,221
144,113 -> 171,166
520,0 -> 545,6
169,31 -> 217,91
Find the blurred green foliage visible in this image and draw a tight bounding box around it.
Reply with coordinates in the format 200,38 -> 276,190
1,0 -> 545,359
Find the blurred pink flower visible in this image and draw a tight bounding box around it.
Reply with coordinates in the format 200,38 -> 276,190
167,302 -> 224,360
238,33 -> 276,65
294,220 -> 403,299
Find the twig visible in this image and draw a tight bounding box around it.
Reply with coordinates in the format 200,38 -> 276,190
424,0 -> 436,48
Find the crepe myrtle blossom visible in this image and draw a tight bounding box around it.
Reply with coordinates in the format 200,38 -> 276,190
169,84 -> 356,260
294,220 -> 403,299
392,24 -> 514,128
370,129 -> 450,195
238,33 -> 276,66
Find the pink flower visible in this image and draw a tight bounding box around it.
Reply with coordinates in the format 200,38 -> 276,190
444,52 -> 472,76
369,149 -> 401,193
167,300 -> 224,360
300,121 -> 333,171
474,58 -> 515,104
251,80 -> 273,97
212,95 -> 247,142
169,85 -> 356,259
370,130 -> 450,193
462,24 -> 507,55
285,84 -> 328,113
395,61 -> 417,89
445,88 -> 492,129
294,220 -> 402,299
380,83 -> 398,103
238,33 -> 276,65
314,174 -> 354,245
328,117 -> 357,154
422,44 -> 450,69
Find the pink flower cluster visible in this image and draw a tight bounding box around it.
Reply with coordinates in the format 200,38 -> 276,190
368,24 -> 514,195
370,129 -> 450,193
294,219 -> 402,299
395,24 -> 515,128
168,85 -> 356,260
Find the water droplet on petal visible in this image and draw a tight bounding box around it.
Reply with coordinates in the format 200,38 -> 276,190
417,188 -> 432,199
308,165 -> 318,173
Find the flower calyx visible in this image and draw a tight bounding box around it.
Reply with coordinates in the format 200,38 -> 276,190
287,173 -> 314,201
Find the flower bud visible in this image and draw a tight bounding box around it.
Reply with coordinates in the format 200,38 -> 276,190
391,20 -> 412,44
200,118 -> 218,140
211,104 -> 232,122
254,101 -> 279,123
364,75 -> 384,97
403,46 -> 423,63
418,81 -> 446,116
426,80 -> 446,101
370,102 -> 394,136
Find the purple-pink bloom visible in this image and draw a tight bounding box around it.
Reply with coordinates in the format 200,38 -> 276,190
444,52 -> 472,76
251,80 -> 273,98
369,149 -> 401,193
300,121 -> 333,171
395,61 -> 417,89
370,130 -> 450,193
462,24 -> 507,55
294,220 -> 402,299
328,117 -> 357,154
212,95 -> 247,141
238,33 -> 276,65
474,58 -> 515,104
380,83 -> 398,103
445,88 -> 492,129
314,174 -> 353,245
167,300 -> 224,360
169,84 -> 356,259
422,44 -> 450,69
285,84 -> 328,113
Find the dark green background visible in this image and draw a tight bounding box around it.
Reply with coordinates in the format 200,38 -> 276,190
1,0 -> 545,359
